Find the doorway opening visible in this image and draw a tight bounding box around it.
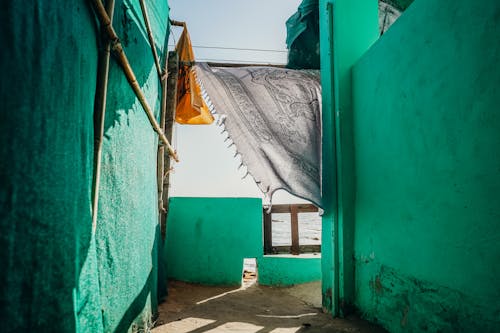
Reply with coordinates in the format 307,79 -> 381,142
242,258 -> 258,288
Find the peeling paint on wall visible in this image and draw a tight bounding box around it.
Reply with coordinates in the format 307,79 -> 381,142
357,263 -> 500,332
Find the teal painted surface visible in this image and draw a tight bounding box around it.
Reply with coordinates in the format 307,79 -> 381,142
259,256 -> 321,286
0,1 -> 170,332
166,197 -> 263,285
166,197 -> 322,287
0,2 -> 102,332
95,0 -> 169,331
319,0 -> 336,312
319,0 -> 379,314
352,0 -> 500,331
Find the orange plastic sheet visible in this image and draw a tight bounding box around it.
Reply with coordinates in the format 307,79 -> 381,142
175,25 -> 214,125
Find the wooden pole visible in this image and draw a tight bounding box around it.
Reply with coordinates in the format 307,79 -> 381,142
160,51 -> 179,239
290,205 -> 300,255
263,208 -> 273,254
92,0 -> 115,232
269,203 -> 318,213
156,49 -> 168,235
206,62 -> 286,68
169,19 -> 185,27
89,0 -> 178,162
139,0 -> 162,78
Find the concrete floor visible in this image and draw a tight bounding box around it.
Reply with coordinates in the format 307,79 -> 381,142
153,280 -> 388,333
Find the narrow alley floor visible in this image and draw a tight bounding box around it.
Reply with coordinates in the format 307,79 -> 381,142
153,280 -> 388,333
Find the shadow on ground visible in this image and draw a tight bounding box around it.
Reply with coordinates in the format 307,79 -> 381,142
153,280 -> 388,333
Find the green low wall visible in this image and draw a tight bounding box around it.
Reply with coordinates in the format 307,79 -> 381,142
166,197 -> 263,285
351,0 -> 500,331
165,197 -> 321,286
258,255 -> 321,286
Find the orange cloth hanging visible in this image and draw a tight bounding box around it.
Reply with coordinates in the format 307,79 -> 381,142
175,24 -> 214,125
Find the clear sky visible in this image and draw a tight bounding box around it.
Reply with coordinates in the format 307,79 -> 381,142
167,0 -> 307,204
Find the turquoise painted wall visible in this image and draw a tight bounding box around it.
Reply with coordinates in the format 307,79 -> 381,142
165,197 -> 321,286
0,1 -> 170,332
95,0 -> 169,331
319,0 -> 379,314
351,0 -> 500,331
166,197 -> 263,285
259,255 -> 321,286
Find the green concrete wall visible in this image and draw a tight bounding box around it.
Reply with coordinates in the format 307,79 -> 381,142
319,0 -> 379,314
165,197 -> 321,286
166,197 -> 263,285
259,255 -> 321,286
0,1 -> 169,332
351,0 -> 500,331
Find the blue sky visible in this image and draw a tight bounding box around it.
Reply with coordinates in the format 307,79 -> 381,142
167,0 -> 307,203
167,0 -> 300,64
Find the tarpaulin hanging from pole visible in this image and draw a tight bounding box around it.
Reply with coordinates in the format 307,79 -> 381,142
195,63 -> 323,208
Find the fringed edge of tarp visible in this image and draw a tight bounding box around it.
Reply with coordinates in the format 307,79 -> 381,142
193,64 -> 323,212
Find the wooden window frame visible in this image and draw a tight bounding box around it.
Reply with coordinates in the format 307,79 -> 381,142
263,204 -> 321,255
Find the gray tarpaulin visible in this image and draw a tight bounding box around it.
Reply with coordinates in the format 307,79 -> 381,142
195,63 -> 322,207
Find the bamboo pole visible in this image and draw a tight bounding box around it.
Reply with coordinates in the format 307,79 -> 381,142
156,49 -> 172,236
92,0 -> 115,232
139,0 -> 168,222
89,0 -> 179,162
139,0 -> 162,78
160,51 -> 179,239
169,19 -> 185,27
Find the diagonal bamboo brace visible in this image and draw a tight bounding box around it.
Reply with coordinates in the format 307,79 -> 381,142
89,0 -> 179,162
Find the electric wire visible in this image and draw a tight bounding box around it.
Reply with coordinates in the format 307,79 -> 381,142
192,45 -> 287,53
168,44 -> 288,53
196,58 -> 286,65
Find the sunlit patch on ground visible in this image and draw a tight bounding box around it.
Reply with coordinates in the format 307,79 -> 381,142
153,280 -> 388,333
